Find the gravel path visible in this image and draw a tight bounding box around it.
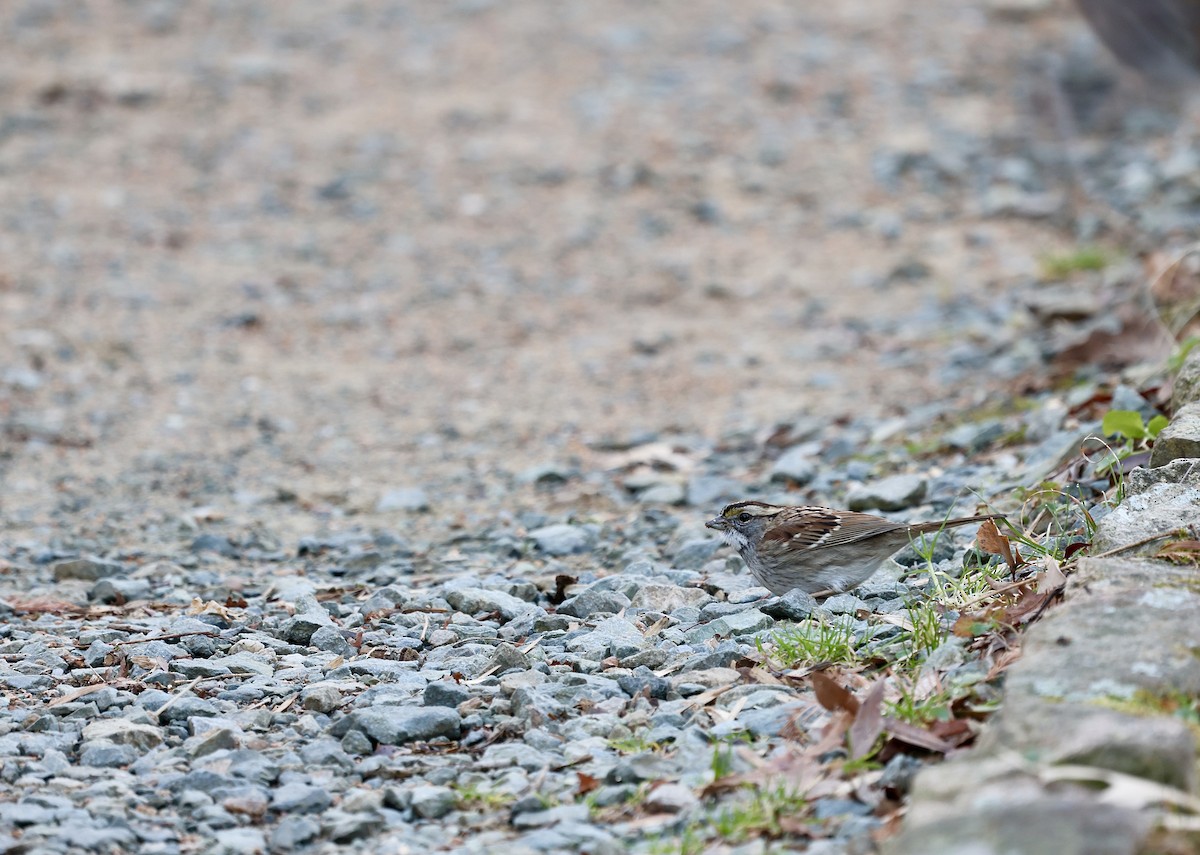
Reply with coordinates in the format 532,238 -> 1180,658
2,1 -> 1198,853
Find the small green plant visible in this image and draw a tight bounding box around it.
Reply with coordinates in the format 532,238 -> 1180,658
906,601 -> 946,658
452,783 -> 516,811
1040,246 -> 1109,278
711,785 -> 809,842
886,683 -> 956,726
1102,410 -> 1169,443
711,744 -> 735,780
646,825 -> 706,855
1168,336 -> 1200,373
1009,482 -> 1105,556
762,619 -> 858,667
607,732 -> 664,755
710,732 -> 751,780
1092,410 -> 1168,487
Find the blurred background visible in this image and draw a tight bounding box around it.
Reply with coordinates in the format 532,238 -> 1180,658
1,0 -> 1198,551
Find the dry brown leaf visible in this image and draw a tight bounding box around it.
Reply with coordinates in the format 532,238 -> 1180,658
909,671 -> 943,703
1048,306 -> 1173,380
952,609 -> 1000,639
7,597 -> 83,614
47,683 -> 109,708
875,613 -> 914,631
811,672 -> 859,715
929,718 -> 975,746
1003,590 -> 1052,626
576,772 -> 600,796
186,598 -> 234,619
1157,540 -> 1200,565
742,666 -> 785,686
683,683 -> 735,710
1036,556 -> 1067,592
880,717 -> 957,753
641,615 -> 670,638
849,680 -> 886,760
976,519 -> 1017,572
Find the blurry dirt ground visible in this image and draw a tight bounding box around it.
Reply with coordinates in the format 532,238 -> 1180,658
0,0 -> 1183,553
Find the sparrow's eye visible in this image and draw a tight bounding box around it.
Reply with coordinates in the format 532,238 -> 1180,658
738,512 -> 752,522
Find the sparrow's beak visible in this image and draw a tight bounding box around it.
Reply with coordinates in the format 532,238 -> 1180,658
706,517 -> 727,531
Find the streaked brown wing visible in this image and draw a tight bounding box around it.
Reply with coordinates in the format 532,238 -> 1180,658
1077,0 -> 1200,78
761,508 -> 842,548
761,508 -> 905,549
814,512 -> 907,547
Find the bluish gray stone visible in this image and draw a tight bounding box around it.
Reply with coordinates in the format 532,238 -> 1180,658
309,625 -> 352,656
330,706 -> 462,745
90,577 -> 151,603
673,538 -> 723,570
760,589 -> 819,620
557,588 -> 631,617
78,742 -> 139,767
527,523 -> 595,555
271,782 -> 333,814
211,828 -> 267,855
445,587 -> 538,620
846,474 -> 927,512
409,784 -> 456,819
279,612 -> 331,645
270,816 -> 320,851
52,556 -> 127,581
771,447 -> 818,484
377,487 -> 430,512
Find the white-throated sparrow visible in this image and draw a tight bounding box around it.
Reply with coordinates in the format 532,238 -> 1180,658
706,500 -> 1002,596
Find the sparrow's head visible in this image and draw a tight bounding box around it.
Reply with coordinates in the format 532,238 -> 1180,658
705,501 -> 781,550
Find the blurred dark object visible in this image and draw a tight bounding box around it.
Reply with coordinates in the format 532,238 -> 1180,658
1077,0 -> 1200,78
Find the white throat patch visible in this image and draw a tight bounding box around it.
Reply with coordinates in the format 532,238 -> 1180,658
719,528 -> 749,553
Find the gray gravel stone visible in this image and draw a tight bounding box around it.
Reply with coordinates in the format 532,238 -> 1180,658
409,784 -> 456,819
557,588 -> 631,617
445,587 -> 539,620
424,681 -> 470,707
629,584 -> 714,612
221,652 -> 275,677
511,803 -> 590,829
271,782 -> 333,813
185,726 -> 241,758
270,816 -> 321,851
78,742 -> 140,767
760,589 -> 819,620
672,538 -> 723,569
1149,403 -> 1200,467
771,446 -> 818,484
331,706 -> 462,745
527,523 -> 595,555
310,625 -> 353,655
52,556 -> 127,581
846,474 -> 928,511
377,487 -> 430,512
279,611 -> 332,644
565,616 -> 645,660
686,475 -> 742,507
211,828 -> 267,855
80,719 -> 164,750
90,577 -> 151,603
172,659 -> 232,678
1174,346 -> 1200,408
823,594 -> 869,615
686,609 -> 773,642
